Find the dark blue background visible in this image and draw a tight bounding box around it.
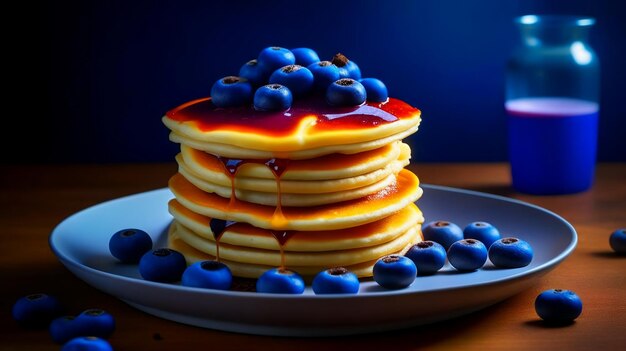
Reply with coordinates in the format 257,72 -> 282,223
9,0 -> 625,163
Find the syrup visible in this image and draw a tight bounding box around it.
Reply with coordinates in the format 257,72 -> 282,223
270,230 -> 297,269
208,218 -> 235,262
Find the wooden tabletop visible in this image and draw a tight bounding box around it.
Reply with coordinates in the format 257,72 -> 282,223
2,163 -> 625,350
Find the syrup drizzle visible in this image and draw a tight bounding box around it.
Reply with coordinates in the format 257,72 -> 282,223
209,218 -> 235,262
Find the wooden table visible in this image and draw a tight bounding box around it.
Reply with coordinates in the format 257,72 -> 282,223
2,163 -> 625,350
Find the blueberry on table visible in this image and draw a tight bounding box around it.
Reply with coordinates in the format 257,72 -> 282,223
535,289 -> 583,324
256,268 -> 305,294
108,228 -> 153,263
181,260 -> 233,290
404,241 -> 447,275
257,46 -> 296,73
269,64 -> 314,96
61,336 -> 113,351
422,221 -> 464,250
312,267 -> 360,295
75,309 -> 115,339
139,248 -> 187,283
326,78 -> 367,107
373,255 -> 417,290
12,293 -> 64,328
253,84 -> 293,111
488,237 -> 533,268
447,239 -> 488,271
359,78 -> 388,103
291,47 -> 320,67
609,228 -> 626,254
463,221 -> 501,249
239,59 -> 271,87
210,76 -> 253,108
308,61 -> 341,93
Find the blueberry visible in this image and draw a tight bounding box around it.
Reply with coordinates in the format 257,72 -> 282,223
326,78 -> 367,107
312,267 -> 360,295
609,228 -> 626,254
50,316 -> 82,344
308,61 -> 341,93
269,65 -> 314,96
447,239 -> 488,271
257,46 -> 296,73
12,293 -> 64,328
239,59 -> 271,87
75,309 -> 115,339
488,237 -> 533,268
463,222 -> 501,249
181,260 -> 233,290
422,221 -> 464,250
139,248 -> 187,283
256,268 -> 305,294
404,241 -> 447,275
331,53 -> 361,80
359,78 -> 388,102
372,255 -> 417,290
535,289 -> 583,324
62,337 -> 113,351
253,84 -> 293,111
291,47 -> 320,67
108,228 -> 153,263
210,76 -> 253,108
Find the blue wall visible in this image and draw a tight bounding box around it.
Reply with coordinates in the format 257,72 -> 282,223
9,0 -> 625,163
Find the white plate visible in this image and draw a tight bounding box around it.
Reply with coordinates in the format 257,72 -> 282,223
49,185 -> 577,336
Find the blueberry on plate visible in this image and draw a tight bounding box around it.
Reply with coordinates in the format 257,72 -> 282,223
447,239 -> 488,271
331,53 -> 361,80
210,76 -> 253,108
291,47 -> 320,67
253,84 -> 293,111
312,267 -> 360,295
359,78 -> 388,102
373,255 -> 417,290
257,46 -> 296,73
256,268 -> 305,294
488,237 -> 533,268
239,59 -> 271,87
463,221 -> 501,249
269,64 -> 314,96
12,293 -> 64,328
535,289 -> 583,324
422,221 -> 464,250
50,316 -> 82,344
308,61 -> 341,93
75,309 -> 115,339
404,241 -> 447,275
108,228 -> 153,263
181,260 -> 233,290
139,248 -> 187,283
326,78 -> 367,107
609,228 -> 626,254
61,336 -> 113,351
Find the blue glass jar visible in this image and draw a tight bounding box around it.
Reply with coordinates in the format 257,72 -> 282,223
506,15 -> 600,195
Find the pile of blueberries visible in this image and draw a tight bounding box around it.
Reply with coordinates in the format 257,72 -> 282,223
210,46 -> 389,111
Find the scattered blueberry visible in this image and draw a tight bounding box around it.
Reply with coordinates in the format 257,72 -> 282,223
253,84 -> 293,111
50,316 -> 82,344
326,78 -> 367,106
312,267 -> 360,295
609,228 -> 626,254
373,255 -> 417,290
422,221 -> 464,250
359,78 -> 388,102
139,248 -> 187,283
256,268 -> 305,294
269,65 -> 314,96
181,260 -> 233,290
239,59 -> 271,87
308,61 -> 341,93
108,228 -> 153,263
210,76 -> 253,108
488,237 -> 534,268
61,337 -> 113,351
447,239 -> 488,271
257,46 -> 296,73
291,47 -> 320,67
75,309 -> 115,339
331,53 -> 361,80
404,241 -> 447,275
463,222 -> 501,249
535,289 -> 583,324
12,293 -> 64,328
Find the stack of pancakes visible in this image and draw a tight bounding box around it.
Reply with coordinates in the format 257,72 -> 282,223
162,97 -> 423,278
